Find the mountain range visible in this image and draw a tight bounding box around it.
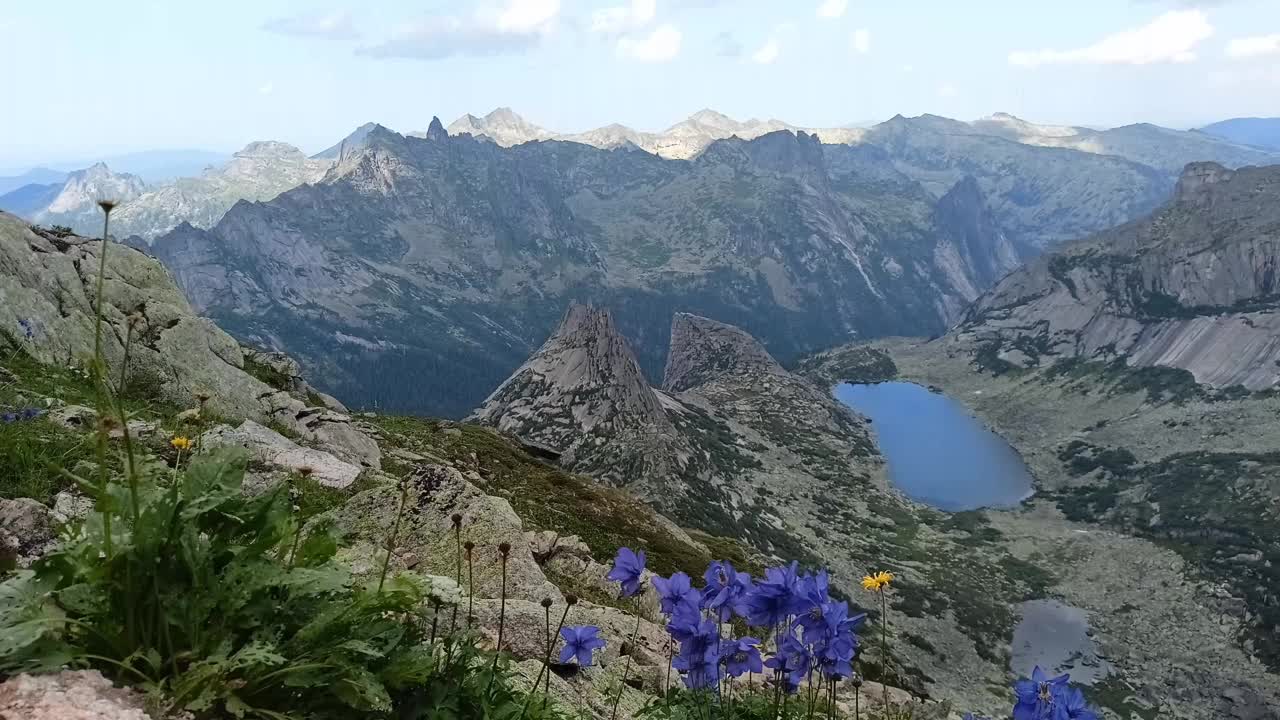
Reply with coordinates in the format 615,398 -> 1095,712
147,117 -> 1145,418
440,108 -> 1280,178
1199,117 -> 1280,152
1,143 -> 331,239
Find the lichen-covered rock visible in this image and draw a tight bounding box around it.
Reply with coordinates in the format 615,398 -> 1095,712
327,464 -> 561,603
0,498 -> 56,568
0,213 -> 377,462
0,670 -> 151,720
201,420 -> 361,488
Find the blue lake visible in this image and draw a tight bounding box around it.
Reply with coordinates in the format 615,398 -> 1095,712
833,382 -> 1034,511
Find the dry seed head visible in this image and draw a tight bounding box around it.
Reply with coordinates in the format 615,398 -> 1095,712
566,594 -> 578,606
451,513 -> 463,529
97,200 -> 117,214
540,597 -> 553,608
498,542 -> 511,557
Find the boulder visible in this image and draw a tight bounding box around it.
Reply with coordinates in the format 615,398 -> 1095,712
327,465 -> 561,604
0,670 -> 152,720
0,498 -> 56,568
201,420 -> 361,489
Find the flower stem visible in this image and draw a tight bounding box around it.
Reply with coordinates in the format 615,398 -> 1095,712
880,591 -> 891,713
377,477 -> 410,594
609,611 -> 642,720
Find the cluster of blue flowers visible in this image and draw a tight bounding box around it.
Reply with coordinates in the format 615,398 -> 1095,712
610,548 -> 866,696
17,318 -> 35,341
1,408 -> 44,424
961,667 -> 1100,720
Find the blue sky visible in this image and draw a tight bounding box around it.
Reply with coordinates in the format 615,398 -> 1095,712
2,0 -> 1279,169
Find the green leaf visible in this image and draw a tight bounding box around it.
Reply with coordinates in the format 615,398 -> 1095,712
181,447 -> 249,518
331,664 -> 393,712
231,640 -> 287,670
57,583 -> 106,616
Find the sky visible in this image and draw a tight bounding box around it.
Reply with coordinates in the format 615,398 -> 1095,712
2,0 -> 1279,170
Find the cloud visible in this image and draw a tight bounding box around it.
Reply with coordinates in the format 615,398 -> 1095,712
617,23 -> 682,62
937,84 -> 959,98
258,82 -> 274,96
1009,10 -> 1212,67
714,31 -> 742,57
592,0 -> 655,34
752,38 -> 780,64
358,0 -> 559,60
1227,33 -> 1280,59
263,11 -> 358,40
851,28 -> 870,54
816,0 -> 848,19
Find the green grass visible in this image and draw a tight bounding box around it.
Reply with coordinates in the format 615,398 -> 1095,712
369,415 -> 746,578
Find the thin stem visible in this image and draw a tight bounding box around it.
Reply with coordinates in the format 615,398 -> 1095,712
609,610 -> 643,720
377,479 -> 410,593
451,523 -> 462,634
92,206 -> 113,558
487,548 -> 511,690
880,592 -> 890,713
520,602 -> 572,720
467,548 -> 475,627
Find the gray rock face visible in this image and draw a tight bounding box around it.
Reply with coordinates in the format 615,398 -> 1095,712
961,162 -> 1280,389
201,420 -> 363,488
662,312 -> 784,392
0,498 -> 56,568
0,670 -> 153,720
0,212 -> 378,461
472,304 -> 690,500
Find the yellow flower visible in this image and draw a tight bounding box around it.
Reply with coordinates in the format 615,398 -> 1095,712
170,436 -> 192,451
861,570 -> 894,592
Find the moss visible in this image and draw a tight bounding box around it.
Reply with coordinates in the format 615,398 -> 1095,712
242,353 -> 293,391
367,415 -> 746,578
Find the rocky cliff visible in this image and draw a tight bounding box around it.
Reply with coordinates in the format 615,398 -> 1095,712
960,161 -> 1280,390
471,304 -> 691,499
0,211 -> 378,466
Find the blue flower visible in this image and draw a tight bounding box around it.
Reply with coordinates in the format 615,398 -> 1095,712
1,408 -> 44,424
1054,686 -> 1100,720
20,408 -> 43,420
672,618 -> 722,690
1013,667 -> 1070,720
702,560 -> 754,621
558,625 -> 607,667
606,547 -> 647,598
17,318 -> 34,340
763,632 -> 810,692
0,413 -> 16,424
742,562 -> 803,628
653,572 -> 699,616
720,636 -> 763,678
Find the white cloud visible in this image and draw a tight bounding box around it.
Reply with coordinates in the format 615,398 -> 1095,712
263,11 -> 358,40
592,0 -> 656,34
816,0 -> 848,19
1009,10 -> 1212,67
851,28 -> 870,54
358,0 -> 560,60
617,23 -> 682,62
752,38 -> 780,64
495,0 -> 560,33
937,83 -> 959,98
258,82 -> 274,96
1227,33 -> 1280,59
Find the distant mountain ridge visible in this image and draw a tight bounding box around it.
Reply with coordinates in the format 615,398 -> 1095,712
1199,117 -> 1280,152
435,107 -> 1280,177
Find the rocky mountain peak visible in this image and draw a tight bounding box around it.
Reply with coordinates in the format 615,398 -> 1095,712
470,303 -> 681,491
425,116 -> 448,141
39,163 -> 146,227
235,141 -> 307,160
1174,161 -> 1235,205
473,303 -> 669,439
662,313 -> 784,392
312,122 -> 382,160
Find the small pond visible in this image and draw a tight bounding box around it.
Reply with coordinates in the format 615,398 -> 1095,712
1011,600 -> 1110,685
833,382 -> 1034,511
